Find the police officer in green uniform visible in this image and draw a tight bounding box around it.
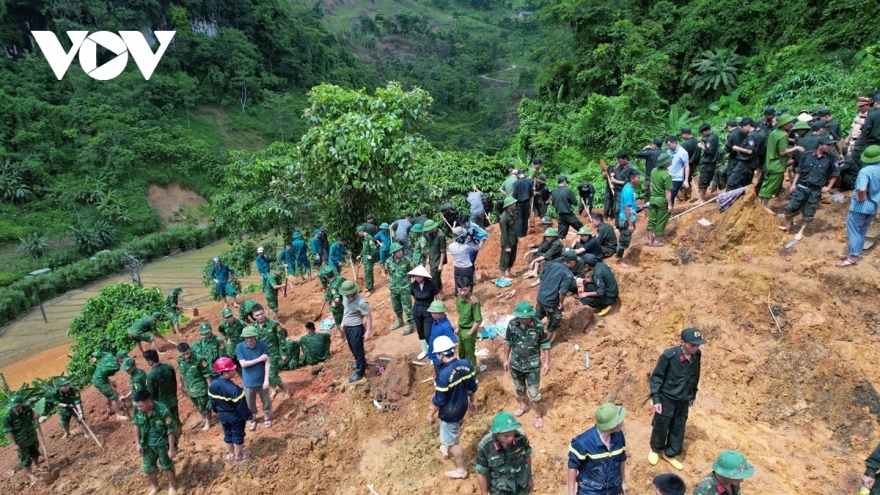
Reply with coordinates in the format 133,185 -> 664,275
693,450 -> 754,495
250,303 -> 292,400
357,225 -> 379,296
503,302 -> 551,429
264,265 -> 285,318
551,175 -> 583,238
424,219 -> 447,294
177,342 -> 213,431
192,322 -> 226,367
410,223 -> 429,266
144,349 -> 180,437
647,328 -> 704,471
474,411 -> 533,495
122,357 -> 148,402
387,242 -> 415,333
91,350 -> 128,419
298,322 -> 332,367
49,378 -> 82,439
218,307 -> 246,360
131,389 -> 178,495
321,266 -> 347,330
129,312 -> 167,355
2,395 -> 41,484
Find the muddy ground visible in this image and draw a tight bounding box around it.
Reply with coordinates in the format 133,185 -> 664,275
2,187 -> 879,495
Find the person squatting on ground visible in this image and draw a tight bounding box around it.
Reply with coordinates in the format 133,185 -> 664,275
576,254 -> 619,314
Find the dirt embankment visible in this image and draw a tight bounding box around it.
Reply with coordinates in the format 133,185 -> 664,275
147,183 -> 209,228
2,187 -> 880,495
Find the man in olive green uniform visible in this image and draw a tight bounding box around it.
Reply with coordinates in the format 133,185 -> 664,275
165,285 -> 184,334
192,322 -> 226,368
321,266 -> 347,330
758,114 -> 802,206
218,308 -> 246,360
504,302 -> 551,429
49,378 -> 82,439
317,261 -> 339,291
177,342 -> 213,431
424,219 -> 447,294
693,450 -> 754,495
551,175 -> 583,239
129,312 -> 167,355
121,357 -> 148,401
2,395 -> 41,484
648,328 -> 704,471
91,350 -> 128,419
250,303 -> 292,400
524,227 -> 563,279
647,153 -> 674,246
131,389 -> 178,495
387,242 -> 415,333
456,279 -> 483,373
299,322 -> 332,367
499,197 -> 518,278
264,264 -> 285,318
410,223 -> 428,267
356,226 -> 379,296
474,412 -> 533,495
144,349 -> 180,436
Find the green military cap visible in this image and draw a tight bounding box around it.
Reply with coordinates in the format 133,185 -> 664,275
221,308 -> 234,318
240,326 -> 259,339
578,226 -> 592,235
562,248 -> 578,261
776,113 -> 795,127
712,450 -> 755,479
489,411 -> 522,434
513,302 -> 535,318
596,403 -> 626,431
275,264 -> 285,271
427,300 -> 448,313
543,227 -> 558,237
791,120 -> 811,131
122,357 -> 136,369
339,280 -> 359,296
681,327 -> 707,344
410,223 -> 424,233
172,285 -> 182,293
656,153 -> 673,167
389,242 -> 403,254
56,378 -> 70,387
502,197 -> 516,208
293,232 -> 302,239
423,220 -> 439,231
319,265 -> 336,277
862,145 -> 880,164
8,395 -> 23,406
356,225 -> 365,233
199,322 -> 212,335
92,350 -> 103,358
558,175 -> 568,183
116,350 -> 129,359
379,223 -> 390,230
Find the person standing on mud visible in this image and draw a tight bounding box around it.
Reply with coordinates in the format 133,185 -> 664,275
236,326 -> 272,431
218,308 -> 245,362
91,350 -> 128,420
692,450 -> 754,495
535,255 -> 575,343
3,395 -> 42,485
474,411 -> 534,495
567,403 -> 629,495
165,286 -> 184,334
208,357 -> 253,462
144,350 -> 181,437
210,257 -> 239,309
424,220 -> 447,296
131,389 -> 178,495
176,342 -> 214,432
551,175 -> 583,239
647,328 -> 705,471
780,136 -> 840,237
504,302 -> 551,429
339,280 -> 372,382
410,266 -> 441,360
499,196 -> 518,278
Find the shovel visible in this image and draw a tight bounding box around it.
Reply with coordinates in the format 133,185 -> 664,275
313,298 -> 328,322
35,423 -> 60,484
73,405 -> 104,451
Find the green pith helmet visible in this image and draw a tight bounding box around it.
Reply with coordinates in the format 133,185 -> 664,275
513,302 -> 535,318
427,300 -> 448,313
423,220 -> 439,231
863,145 -> 880,165
240,326 -> 258,339
791,120 -> 811,131
122,357 -> 136,369
221,308 -> 234,318
543,227 -> 558,237
489,412 -> 522,434
339,280 -> 358,296
712,450 -> 755,479
56,378 -> 70,387
596,403 -> 626,431
656,153 -> 673,167
390,242 -> 403,254
578,226 -> 592,235
503,197 -> 516,208
275,264 -> 284,271
199,322 -> 212,334
410,223 -> 424,234
776,113 -> 795,127
116,350 -> 129,359
320,265 -> 336,277
172,285 -> 182,293
379,222 -> 390,230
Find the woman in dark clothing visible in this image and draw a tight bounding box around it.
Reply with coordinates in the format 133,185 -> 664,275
409,265 -> 441,360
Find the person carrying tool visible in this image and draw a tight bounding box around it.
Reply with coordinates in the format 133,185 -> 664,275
2,395 -> 42,485
48,378 -> 82,440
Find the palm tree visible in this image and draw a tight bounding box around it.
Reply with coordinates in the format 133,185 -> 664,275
691,48 -> 743,100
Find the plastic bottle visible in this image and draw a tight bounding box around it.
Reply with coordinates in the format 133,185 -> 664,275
584,353 -> 591,370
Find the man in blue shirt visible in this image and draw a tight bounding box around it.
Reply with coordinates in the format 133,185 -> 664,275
426,300 -> 458,376
255,247 -> 271,291
616,171 -> 641,268
210,257 -> 239,308
568,403 -> 628,495
235,326 -> 272,430
839,145 -> 880,267
291,232 -> 311,279
427,335 -> 477,481
666,136 -> 690,207
329,236 -> 348,274
391,213 -> 415,257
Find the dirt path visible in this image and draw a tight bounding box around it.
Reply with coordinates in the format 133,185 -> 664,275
2,188 -> 878,494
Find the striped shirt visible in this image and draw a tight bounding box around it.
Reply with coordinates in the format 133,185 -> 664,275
850,165 -> 880,215
568,426 -> 627,494
431,358 -> 477,423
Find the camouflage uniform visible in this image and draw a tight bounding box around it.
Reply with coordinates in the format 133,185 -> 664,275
131,401 -> 175,474
128,315 -> 158,343
412,233 -> 428,266
474,430 -> 533,495
147,363 -> 179,428
387,254 -> 414,326
218,318 -> 246,359
92,352 -> 121,400
360,233 -> 379,291
2,404 -> 40,467
318,264 -> 339,291
254,317 -> 284,386
177,354 -> 212,414
693,473 -> 742,495
165,290 -> 181,326
280,339 -> 301,371
49,386 -> 82,426
504,317 -> 550,402
129,366 -> 149,397
264,271 -> 283,313
325,276 -> 347,329
299,332 -> 331,366
192,333 -> 226,367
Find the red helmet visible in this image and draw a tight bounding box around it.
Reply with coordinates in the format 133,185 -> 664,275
213,357 -> 236,373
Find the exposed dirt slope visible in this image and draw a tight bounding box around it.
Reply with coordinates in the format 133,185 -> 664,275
2,187 -> 879,495
147,183 -> 209,228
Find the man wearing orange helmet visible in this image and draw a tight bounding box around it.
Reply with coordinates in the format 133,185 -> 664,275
208,357 -> 254,462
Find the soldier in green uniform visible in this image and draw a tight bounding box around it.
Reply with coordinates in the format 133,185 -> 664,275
646,153 -> 674,247
499,197 -> 518,278
523,228 -> 563,280
647,328 -> 704,471
192,322 -> 226,367
474,411 -> 533,495
356,225 -> 379,296
250,303 -> 292,400
131,389 -> 178,495
692,450 -> 754,495
238,298 -> 258,324
321,266 -> 347,330
503,302 -> 551,429
317,262 -> 340,291
165,285 -> 184,334
758,114 -> 802,207
121,357 -> 148,402
218,308 -> 246,361
176,342 -> 214,431
299,322 -> 331,367
263,265 -> 285,319
2,395 -> 41,484
410,223 -> 429,267
550,175 -> 583,239
278,328 -> 300,371
455,279 -> 483,373
424,219 -> 447,295
49,378 -> 82,439
91,350 -> 128,419
144,349 -> 180,437
129,312 -> 168,355
387,242 -> 415,333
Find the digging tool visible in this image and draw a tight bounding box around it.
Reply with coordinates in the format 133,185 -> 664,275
669,194 -> 722,221
313,298 -> 328,322
347,253 -> 359,283
598,159 -> 615,198
73,404 -> 104,450
35,423 -> 60,483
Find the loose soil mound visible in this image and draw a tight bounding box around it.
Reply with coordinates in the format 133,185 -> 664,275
2,196 -> 879,495
147,183 -> 209,228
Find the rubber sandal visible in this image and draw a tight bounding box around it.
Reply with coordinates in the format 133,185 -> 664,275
248,421 -> 256,431
534,415 -> 543,428
597,305 -> 612,316
263,419 -> 272,428
444,469 -> 468,479
513,406 -> 529,417
224,453 -> 236,461
837,258 -> 859,267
